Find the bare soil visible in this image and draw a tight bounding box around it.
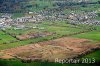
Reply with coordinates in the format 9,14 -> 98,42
0,37 -> 100,62
16,32 -> 55,40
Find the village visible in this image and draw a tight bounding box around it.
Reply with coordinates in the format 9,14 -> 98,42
0,13 -> 44,30
0,9 -> 100,30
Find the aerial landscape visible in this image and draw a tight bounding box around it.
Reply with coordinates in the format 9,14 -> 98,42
0,0 -> 100,66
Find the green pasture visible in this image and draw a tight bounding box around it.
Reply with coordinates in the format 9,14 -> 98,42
0,59 -> 98,66
72,31 -> 100,41
0,31 -> 17,44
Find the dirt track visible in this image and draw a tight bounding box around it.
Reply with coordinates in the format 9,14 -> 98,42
0,37 -> 100,62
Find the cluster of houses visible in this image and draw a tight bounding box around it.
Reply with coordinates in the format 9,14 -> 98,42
0,14 -> 12,29
67,11 -> 97,21
14,14 -> 44,23
0,9 -> 100,30
0,13 -> 44,29
69,19 -> 100,26
67,11 -> 100,25
38,7 -> 98,23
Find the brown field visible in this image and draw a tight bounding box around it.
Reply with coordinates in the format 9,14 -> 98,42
0,37 -> 100,62
16,32 -> 55,40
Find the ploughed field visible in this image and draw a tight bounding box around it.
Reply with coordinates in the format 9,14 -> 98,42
0,37 -> 100,62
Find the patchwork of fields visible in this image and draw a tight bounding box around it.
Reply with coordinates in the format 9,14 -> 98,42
0,21 -> 88,50
0,21 -> 100,63
0,0 -> 100,66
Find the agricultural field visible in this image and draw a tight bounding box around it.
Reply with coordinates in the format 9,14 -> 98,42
0,21 -> 88,50
0,0 -> 100,66
0,31 -> 17,44
71,26 -> 100,62
0,21 -> 100,66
